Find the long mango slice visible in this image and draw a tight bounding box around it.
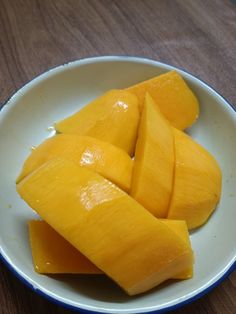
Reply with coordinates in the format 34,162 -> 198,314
29,219 -> 193,279
17,158 -> 193,295
126,71 -> 199,130
55,90 -> 140,156
16,135 -> 132,192
131,93 -> 174,218
168,128 -> 222,229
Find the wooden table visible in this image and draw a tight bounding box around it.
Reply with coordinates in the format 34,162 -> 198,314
0,1 -> 235,313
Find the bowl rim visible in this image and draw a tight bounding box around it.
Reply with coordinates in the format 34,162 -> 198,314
0,55 -> 235,314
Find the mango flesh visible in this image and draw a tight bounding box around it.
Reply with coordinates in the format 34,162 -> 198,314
159,219 -> 193,279
28,219 -> 193,279
55,90 -> 140,156
131,93 -> 174,218
29,220 -> 102,274
168,128 -> 222,229
126,71 -> 199,130
17,158 -> 193,295
16,135 -> 132,192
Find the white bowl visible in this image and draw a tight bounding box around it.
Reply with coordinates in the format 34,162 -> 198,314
0,56 -> 235,313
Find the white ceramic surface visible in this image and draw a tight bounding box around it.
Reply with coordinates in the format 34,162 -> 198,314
0,56 -> 235,313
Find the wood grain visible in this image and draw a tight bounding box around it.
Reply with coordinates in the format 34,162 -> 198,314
0,0 -> 235,313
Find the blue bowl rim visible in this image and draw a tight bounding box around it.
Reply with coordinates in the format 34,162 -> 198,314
0,55 -> 235,314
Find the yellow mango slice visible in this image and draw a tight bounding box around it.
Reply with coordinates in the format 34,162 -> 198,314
17,158 -> 193,295
131,93 -> 174,218
29,219 -> 192,279
168,128 -> 222,229
55,90 -> 140,156
126,71 -> 199,130
159,219 -> 193,279
29,220 -> 102,274
16,135 -> 132,192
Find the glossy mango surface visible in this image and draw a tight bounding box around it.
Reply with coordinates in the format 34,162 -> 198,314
16,135 -> 132,192
17,158 -> 193,295
55,90 -> 140,155
29,220 -> 101,274
29,219 -> 193,279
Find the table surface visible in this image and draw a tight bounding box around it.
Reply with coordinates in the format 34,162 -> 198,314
0,0 -> 235,313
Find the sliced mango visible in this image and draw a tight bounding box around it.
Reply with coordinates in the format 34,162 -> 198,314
17,158 -> 193,295
16,135 -> 132,192
159,219 -> 193,279
55,90 -> 140,156
29,220 -> 101,274
168,128 -> 222,229
126,71 -> 199,130
130,93 -> 174,218
29,219 -> 193,279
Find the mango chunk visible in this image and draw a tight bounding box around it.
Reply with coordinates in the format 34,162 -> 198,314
131,93 -> 174,218
29,220 -> 101,274
29,219 -> 193,279
55,90 -> 140,156
168,128 -> 222,229
159,219 -> 193,279
126,71 -> 199,130
16,135 -> 132,192
17,158 -> 193,295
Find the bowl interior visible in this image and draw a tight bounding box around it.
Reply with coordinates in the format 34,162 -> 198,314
0,57 -> 235,313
